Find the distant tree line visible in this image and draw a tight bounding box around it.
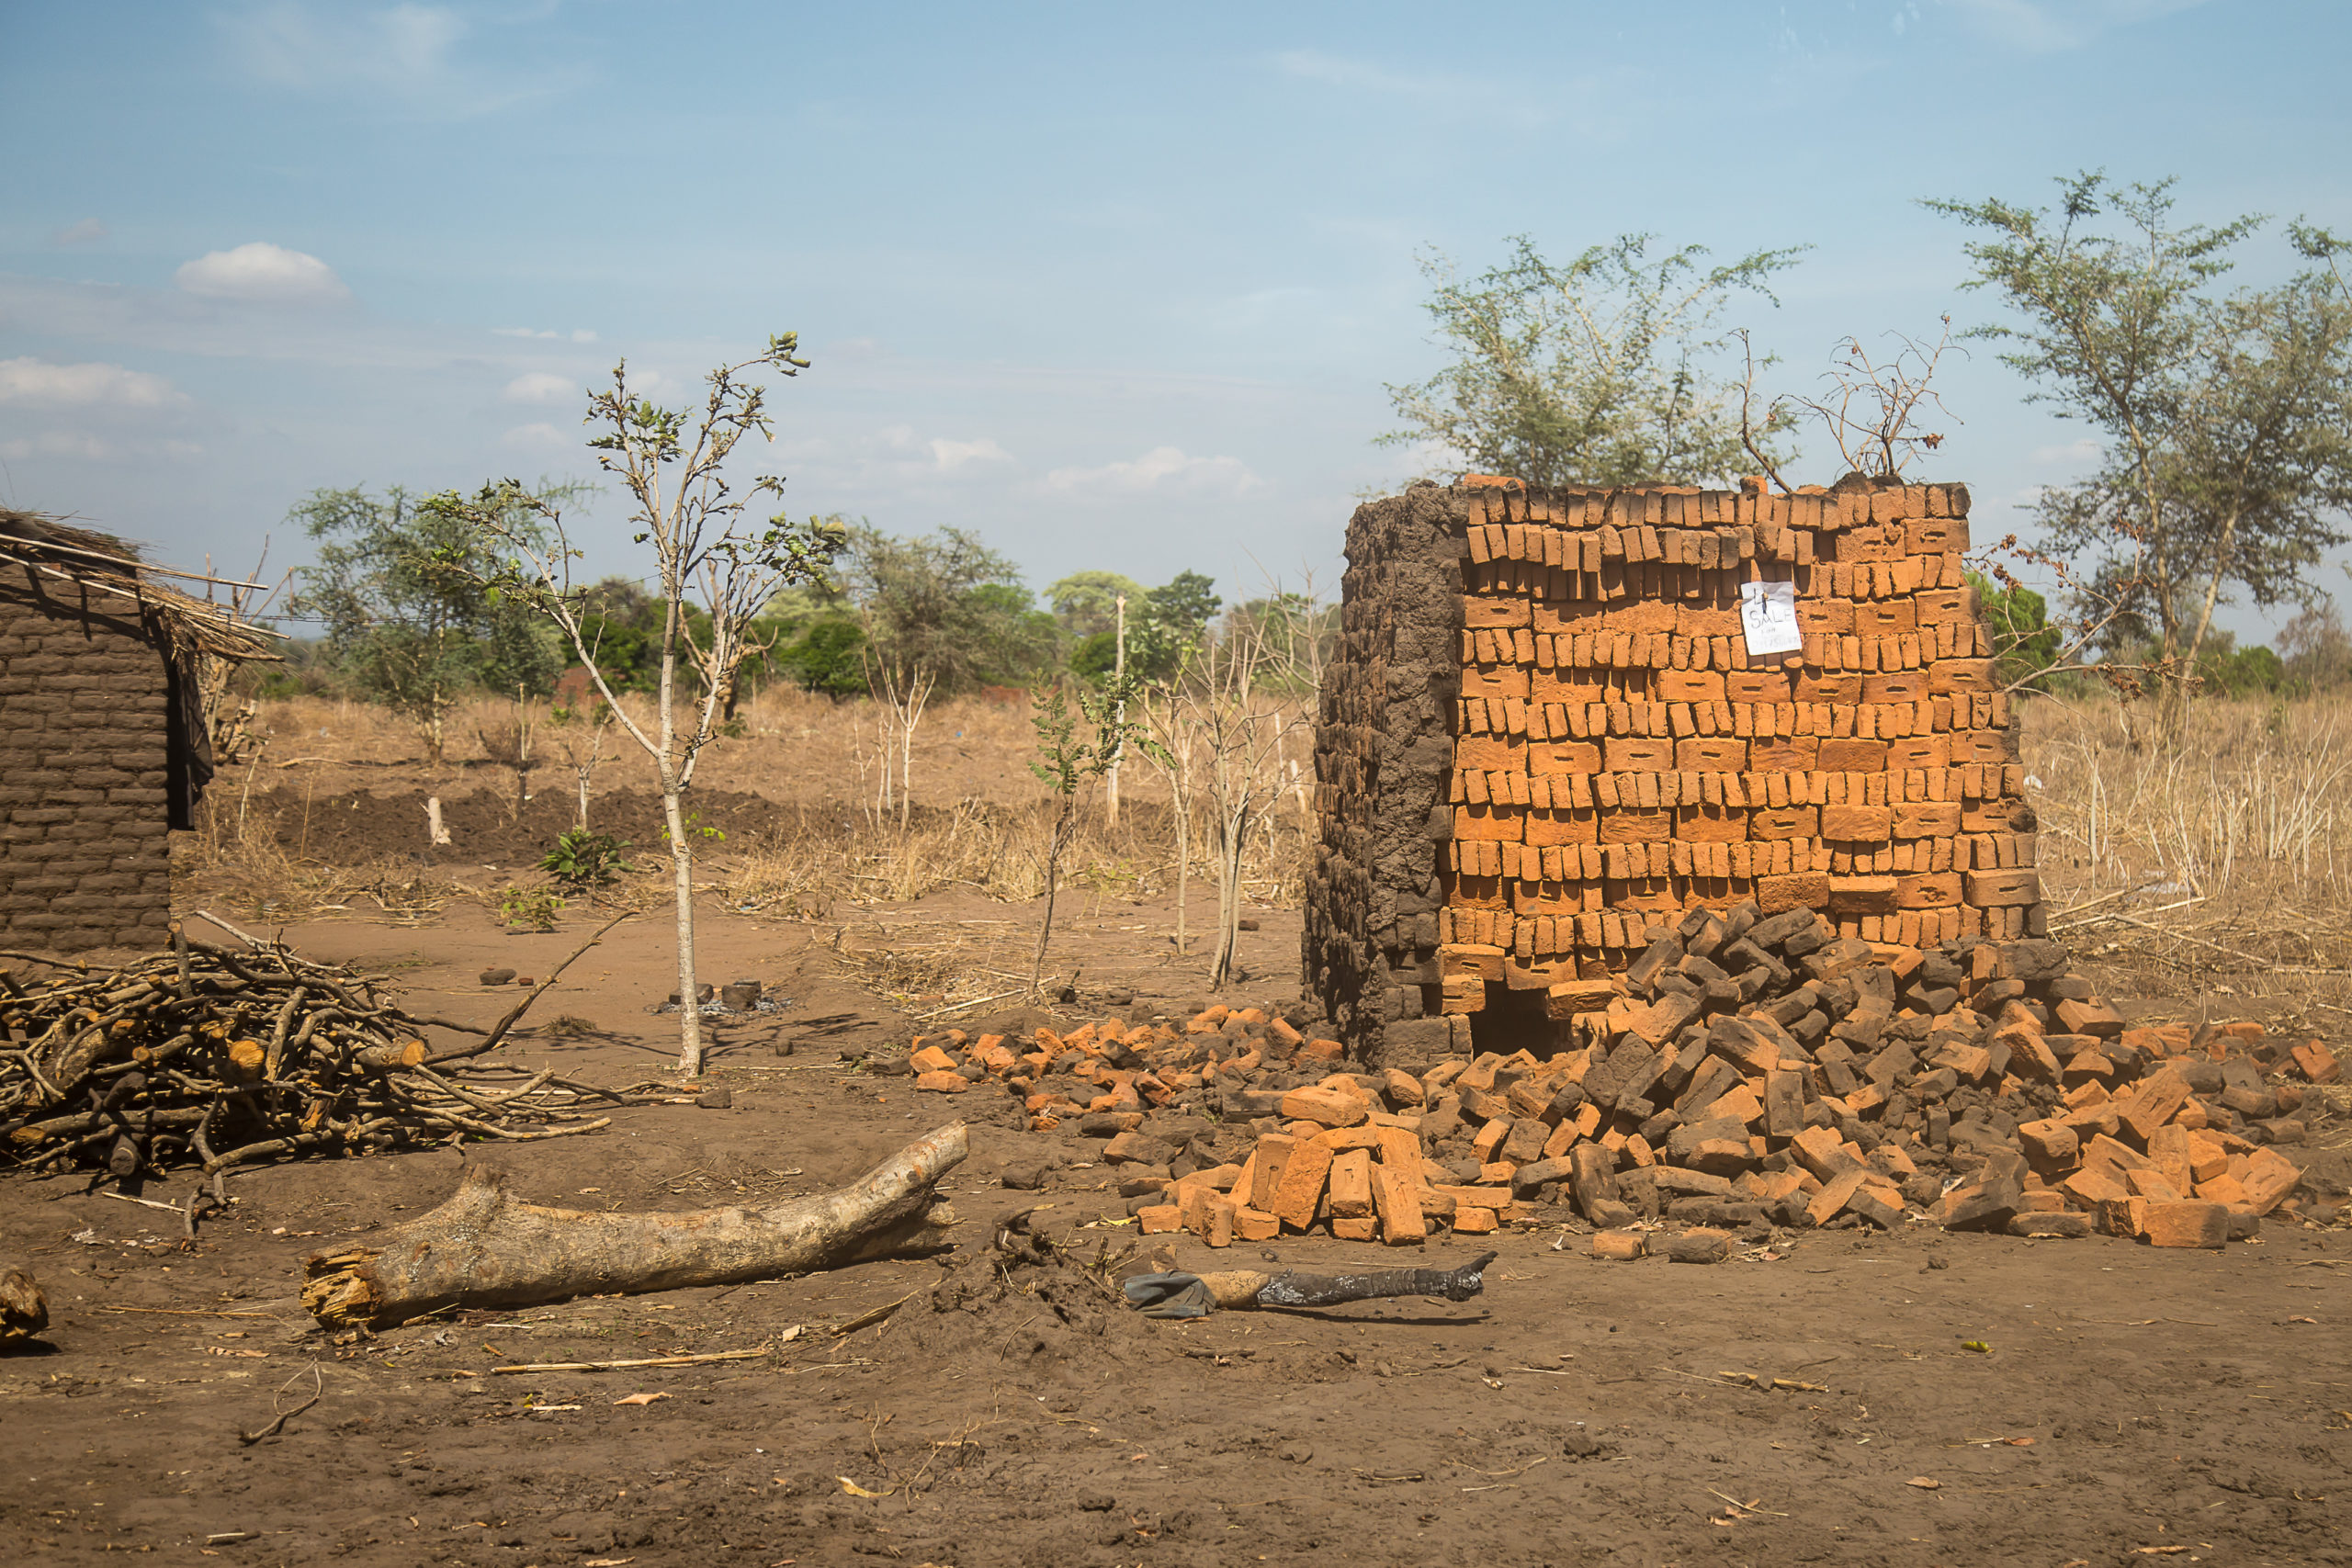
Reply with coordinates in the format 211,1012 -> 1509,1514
266,483 -> 1324,734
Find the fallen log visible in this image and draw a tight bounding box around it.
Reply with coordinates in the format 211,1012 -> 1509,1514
2,1258 -> 48,1343
302,1122 -> 967,1330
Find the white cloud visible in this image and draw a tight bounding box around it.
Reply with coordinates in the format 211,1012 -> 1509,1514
2030,436 -> 2103,467
929,436 -> 1012,469
1272,50 -> 1426,96
1267,49 -> 1581,130
1946,0 -> 2210,52
0,432 -> 111,461
0,356 -> 189,410
502,422 -> 573,451
218,2 -> 590,118
493,326 -> 597,343
175,242 -> 350,304
50,218 -> 108,246
1043,446 -> 1262,496
503,371 -> 578,405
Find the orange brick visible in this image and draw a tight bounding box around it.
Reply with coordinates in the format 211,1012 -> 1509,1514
1281,1085 -> 1370,1127
2240,1149 -> 2303,1214
1675,737 -> 1749,772
1895,872 -> 1962,909
1816,739 -> 1889,772
2290,1039 -> 2341,1084
1328,1149 -> 1376,1218
1749,736 -> 1820,770
1891,800 -> 1962,838
1828,874 -> 1898,911
1248,1135 -> 1297,1210
1234,1205 -> 1281,1242
1453,1206 -> 1498,1235
1808,1168 -> 1867,1225
1758,871 -> 1829,912
1330,1216 -> 1378,1241
913,1070 -> 972,1093
2140,1201 -> 2229,1249
1268,1140 -> 1336,1229
1137,1204 -> 1182,1234
1371,1163 -> 1426,1245
1605,736 -> 1676,771
1963,868 -> 2041,908
1454,803 -> 1524,842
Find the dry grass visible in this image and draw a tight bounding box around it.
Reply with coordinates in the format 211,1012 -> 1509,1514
180,685 -> 1320,932
2022,693 -> 2352,980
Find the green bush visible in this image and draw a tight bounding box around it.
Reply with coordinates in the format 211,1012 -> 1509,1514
539,828 -> 633,891
776,616 -> 869,698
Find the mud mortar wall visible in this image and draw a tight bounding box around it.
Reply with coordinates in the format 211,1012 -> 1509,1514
1306,477 -> 2044,1071
0,566 -> 176,951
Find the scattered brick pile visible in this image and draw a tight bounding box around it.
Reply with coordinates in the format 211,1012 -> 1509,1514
910,905 -> 2335,1252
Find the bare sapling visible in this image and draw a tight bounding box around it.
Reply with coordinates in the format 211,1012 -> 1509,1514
1138,687 -> 1203,954
548,694 -> 615,829
1175,589 -> 1316,988
425,333 -> 839,1077
863,641 -> 936,831
476,686 -> 537,824
1104,593 -> 1127,828
1027,672 -> 1154,997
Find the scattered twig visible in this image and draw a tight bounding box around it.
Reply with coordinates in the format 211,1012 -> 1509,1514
238,1363 -> 322,1445
833,1291 -> 921,1337
491,1346 -> 774,1374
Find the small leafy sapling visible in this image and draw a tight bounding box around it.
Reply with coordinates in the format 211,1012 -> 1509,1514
540,827 -> 633,892
422,333 -> 840,1078
1027,671 -> 1159,997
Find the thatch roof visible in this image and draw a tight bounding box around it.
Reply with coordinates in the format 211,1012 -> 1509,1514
0,510 -> 281,663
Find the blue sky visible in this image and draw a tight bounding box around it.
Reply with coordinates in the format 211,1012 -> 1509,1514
3,0 -> 2346,638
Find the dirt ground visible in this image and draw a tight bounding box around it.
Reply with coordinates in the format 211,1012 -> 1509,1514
6,887 -> 2350,1568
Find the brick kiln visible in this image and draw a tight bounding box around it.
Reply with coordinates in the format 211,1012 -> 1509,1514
0,512 -> 277,951
1306,475 -> 2044,1070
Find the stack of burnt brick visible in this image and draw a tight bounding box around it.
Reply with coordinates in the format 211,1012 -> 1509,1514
1305,475 -> 2044,1073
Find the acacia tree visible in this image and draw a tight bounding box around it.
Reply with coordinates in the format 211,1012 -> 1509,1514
839,525 -> 1054,825
288,483 -> 571,761
1927,175 -> 2352,718
425,334 -> 837,1077
1381,232 -> 1806,486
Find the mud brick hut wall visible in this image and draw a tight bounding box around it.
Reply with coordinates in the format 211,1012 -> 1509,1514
0,504 -> 277,954
1306,476 -> 2045,1070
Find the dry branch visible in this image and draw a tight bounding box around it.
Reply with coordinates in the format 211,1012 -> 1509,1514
301,1121 -> 968,1328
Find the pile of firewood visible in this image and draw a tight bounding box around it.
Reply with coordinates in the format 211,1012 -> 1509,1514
1,925 -> 643,1188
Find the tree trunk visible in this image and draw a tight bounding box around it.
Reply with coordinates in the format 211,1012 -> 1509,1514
300,1122 -> 968,1330
1105,595 -> 1125,829
1029,801 -> 1072,996
1211,803 -> 1249,988
2182,507 -> 2245,691
661,783 -> 704,1078
1173,782 -> 1191,956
